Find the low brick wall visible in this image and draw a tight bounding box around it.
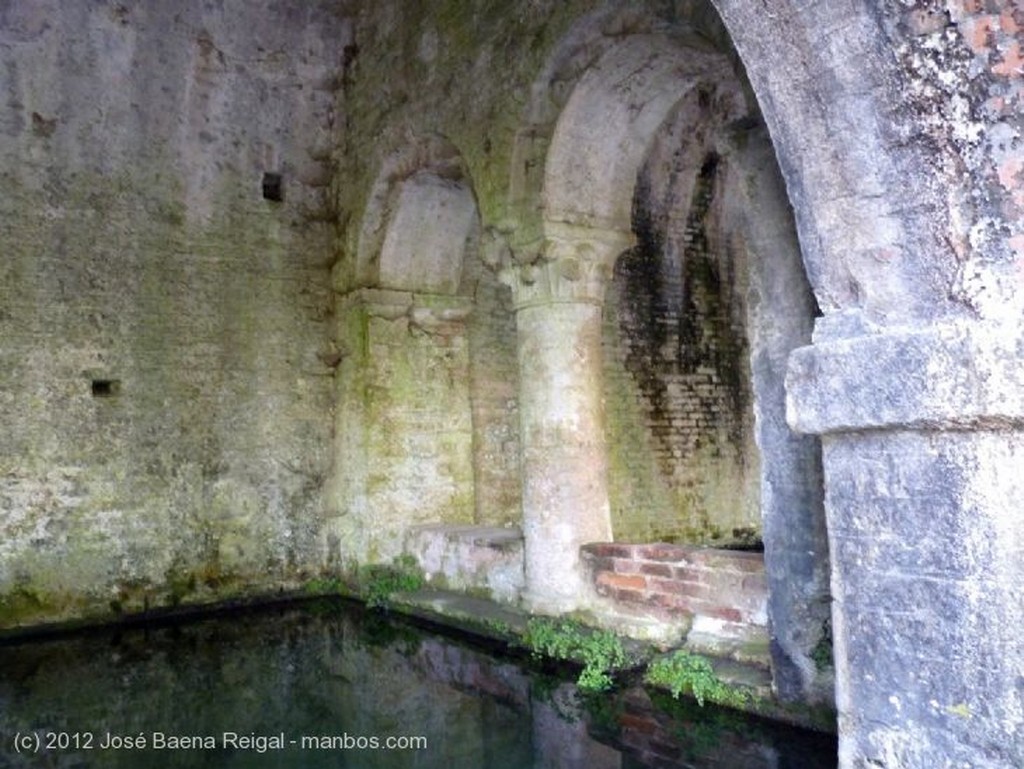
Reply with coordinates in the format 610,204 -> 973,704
581,542 -> 768,659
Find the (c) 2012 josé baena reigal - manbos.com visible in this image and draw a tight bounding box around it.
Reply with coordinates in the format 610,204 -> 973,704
16,730 -> 427,754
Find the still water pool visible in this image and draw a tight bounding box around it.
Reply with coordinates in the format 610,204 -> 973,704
0,599 -> 836,767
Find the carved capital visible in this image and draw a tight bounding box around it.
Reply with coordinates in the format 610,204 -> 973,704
499,223 -> 634,310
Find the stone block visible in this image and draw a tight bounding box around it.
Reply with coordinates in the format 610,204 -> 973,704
404,524 -> 525,604
787,319 -> 1024,435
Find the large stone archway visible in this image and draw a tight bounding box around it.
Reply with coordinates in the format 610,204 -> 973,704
504,7 -> 830,703
502,3 -> 1024,764
714,3 -> 1024,766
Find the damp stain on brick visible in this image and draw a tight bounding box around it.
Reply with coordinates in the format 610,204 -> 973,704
616,151 -> 751,479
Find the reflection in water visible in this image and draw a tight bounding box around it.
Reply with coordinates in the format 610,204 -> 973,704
0,600 -> 836,767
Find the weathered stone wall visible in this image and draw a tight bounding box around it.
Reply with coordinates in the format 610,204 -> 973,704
787,321 -> 1024,767
325,2 -> 598,551
0,0 -> 349,625
712,2 -> 1024,762
5,1 -> 1022,764
404,524 -> 525,603
324,137 -> 519,565
711,0 -> 1022,328
326,289 -> 476,566
462,239 -> 522,528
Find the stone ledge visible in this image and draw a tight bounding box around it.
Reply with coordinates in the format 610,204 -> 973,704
404,524 -> 525,604
786,319 -> 1024,435
336,287 -> 472,318
390,588 -> 832,733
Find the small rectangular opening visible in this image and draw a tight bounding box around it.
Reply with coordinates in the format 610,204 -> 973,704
91,379 -> 120,398
262,172 -> 284,202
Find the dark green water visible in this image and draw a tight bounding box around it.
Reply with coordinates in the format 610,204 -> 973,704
0,599 -> 836,768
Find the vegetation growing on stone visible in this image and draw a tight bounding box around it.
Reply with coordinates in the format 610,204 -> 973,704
359,554 -> 425,610
303,576 -> 347,596
483,618 -> 513,637
304,555 -> 425,610
810,618 -> 834,671
644,650 -> 748,708
522,618 -> 626,692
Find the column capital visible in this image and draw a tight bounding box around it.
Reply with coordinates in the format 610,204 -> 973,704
786,317 -> 1024,435
499,223 -> 634,310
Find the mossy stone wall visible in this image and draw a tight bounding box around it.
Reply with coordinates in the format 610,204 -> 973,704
0,1 -> 349,627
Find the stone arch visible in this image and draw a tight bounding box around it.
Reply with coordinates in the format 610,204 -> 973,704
504,5 -> 831,704
329,131 -> 524,573
505,5 -> 742,258
542,33 -> 741,235
508,3 -> 977,328
709,2 -> 973,328
712,6 -> 1024,765
352,133 -> 476,295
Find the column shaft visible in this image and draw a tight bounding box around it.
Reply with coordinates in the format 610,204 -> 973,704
517,299 -> 611,612
503,225 -> 633,613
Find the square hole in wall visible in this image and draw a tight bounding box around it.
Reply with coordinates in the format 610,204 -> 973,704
91,379 -> 121,398
262,172 -> 284,202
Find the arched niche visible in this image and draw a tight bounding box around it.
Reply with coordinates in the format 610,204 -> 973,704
377,171 -> 476,295
328,136 -> 480,566
543,32 -> 740,234
328,133 -> 522,572
350,133 -> 476,296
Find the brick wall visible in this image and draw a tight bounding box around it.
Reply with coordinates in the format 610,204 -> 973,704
602,91 -> 761,546
461,237 -> 522,528
581,542 -> 768,649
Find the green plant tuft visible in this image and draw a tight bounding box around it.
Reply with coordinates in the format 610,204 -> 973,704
483,618 -> 512,637
359,554 -> 424,610
644,650 -> 748,708
304,576 -> 346,595
523,618 -> 626,693
811,618 -> 833,671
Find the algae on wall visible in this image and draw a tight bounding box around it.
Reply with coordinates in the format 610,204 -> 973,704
0,0 -> 350,627
326,290 -> 477,566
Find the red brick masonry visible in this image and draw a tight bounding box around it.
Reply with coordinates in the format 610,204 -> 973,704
580,542 -> 767,636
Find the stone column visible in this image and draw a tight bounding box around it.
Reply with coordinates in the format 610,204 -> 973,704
786,315 -> 1024,768
502,225 -> 633,614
